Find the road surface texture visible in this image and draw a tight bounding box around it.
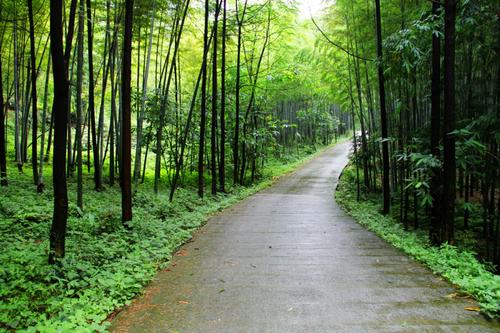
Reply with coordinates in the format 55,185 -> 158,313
111,142 -> 499,333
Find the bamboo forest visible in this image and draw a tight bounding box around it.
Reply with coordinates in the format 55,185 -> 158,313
1,0 -> 499,331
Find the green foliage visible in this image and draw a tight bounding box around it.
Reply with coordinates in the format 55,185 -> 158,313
453,128 -> 487,174
398,151 -> 440,207
336,165 -> 500,319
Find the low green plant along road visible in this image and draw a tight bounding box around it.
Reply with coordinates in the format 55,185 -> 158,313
337,165 -> 500,320
110,142 -> 499,332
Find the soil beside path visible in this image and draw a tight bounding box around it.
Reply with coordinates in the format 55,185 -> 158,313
110,142 -> 499,333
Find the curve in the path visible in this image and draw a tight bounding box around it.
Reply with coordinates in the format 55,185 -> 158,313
111,142 -> 499,333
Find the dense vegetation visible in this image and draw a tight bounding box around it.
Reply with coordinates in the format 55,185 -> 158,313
318,0 -> 500,270
0,0 -> 499,330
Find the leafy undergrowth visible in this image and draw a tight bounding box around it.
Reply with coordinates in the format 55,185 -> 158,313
0,142 -> 344,333
336,165 -> 500,319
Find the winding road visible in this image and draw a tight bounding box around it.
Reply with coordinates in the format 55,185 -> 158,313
111,142 -> 499,333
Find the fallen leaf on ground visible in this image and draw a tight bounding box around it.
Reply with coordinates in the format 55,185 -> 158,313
446,292 -> 470,299
464,306 -> 480,312
178,301 -> 189,305
176,250 -> 188,257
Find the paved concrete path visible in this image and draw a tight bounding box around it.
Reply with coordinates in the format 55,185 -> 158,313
111,142 -> 499,333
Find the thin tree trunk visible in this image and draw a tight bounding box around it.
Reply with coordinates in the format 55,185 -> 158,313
45,94 -> 54,160
0,53 -> 6,186
28,0 -> 39,186
87,101 -> 91,172
75,0 -> 85,209
211,3 -> 219,195
121,0 -> 134,223
97,0 -> 113,180
109,26 -> 117,186
346,50 -> 359,201
49,0 -> 70,264
134,0 -> 156,191
353,54 -> 370,190
13,17 -> 22,170
233,0 -> 248,185
64,0 -> 78,63
429,0 -> 442,244
199,0 -> 210,198
141,127 -> 152,184
442,0 -> 457,244
219,0 -> 227,192
38,56 -> 51,192
63,0 -> 78,177
66,50 -> 76,177
374,0 -> 390,214
87,0 -> 102,190
21,31 -> 30,165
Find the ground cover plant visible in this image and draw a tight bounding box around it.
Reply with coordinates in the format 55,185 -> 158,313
336,164 -> 500,319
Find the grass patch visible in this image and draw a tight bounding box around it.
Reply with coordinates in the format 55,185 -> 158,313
0,139 -> 346,332
336,164 -> 500,319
